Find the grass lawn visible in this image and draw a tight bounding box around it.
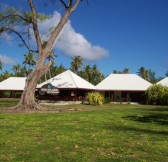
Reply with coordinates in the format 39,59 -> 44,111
0,98 -> 168,162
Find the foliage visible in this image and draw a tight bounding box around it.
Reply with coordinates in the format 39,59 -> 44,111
137,67 -> 149,80
137,67 -> 158,83
145,84 -> 168,105
86,92 -> 104,105
0,70 -> 13,82
70,56 -> 83,74
23,52 -> 36,70
113,68 -> 130,74
79,64 -> 104,85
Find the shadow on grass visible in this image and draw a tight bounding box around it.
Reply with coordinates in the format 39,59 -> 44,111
123,114 -> 168,126
106,124 -> 168,136
147,107 -> 168,112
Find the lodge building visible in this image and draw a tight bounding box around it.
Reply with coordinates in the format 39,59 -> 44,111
0,70 -> 157,103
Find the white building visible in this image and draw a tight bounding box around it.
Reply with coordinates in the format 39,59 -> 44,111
0,77 -> 27,98
157,77 -> 168,87
0,77 -> 26,91
37,70 -> 96,101
96,74 -> 152,102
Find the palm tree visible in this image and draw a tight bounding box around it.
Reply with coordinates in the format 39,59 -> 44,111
84,65 -> 92,82
137,67 -> 149,80
123,68 -> 130,74
20,66 -> 28,77
12,64 -> 21,76
23,52 -> 36,71
113,70 -> 119,74
91,64 -> 104,85
70,56 -> 83,74
0,70 -> 12,81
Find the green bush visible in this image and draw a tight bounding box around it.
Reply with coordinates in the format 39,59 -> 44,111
145,84 -> 168,105
85,92 -> 104,105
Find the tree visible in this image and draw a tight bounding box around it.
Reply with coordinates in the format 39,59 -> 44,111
0,0 -> 81,110
70,56 -> 83,74
11,64 -> 21,76
78,64 -> 104,85
0,70 -> 13,82
123,68 -> 130,74
84,65 -> 92,82
90,64 -> 104,85
148,69 -> 158,83
137,67 -> 149,80
112,68 -> 130,74
19,66 -> 28,77
23,52 -> 36,72
146,84 -> 168,105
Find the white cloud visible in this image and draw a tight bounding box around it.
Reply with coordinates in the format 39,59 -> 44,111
0,55 -> 15,65
38,11 -> 109,61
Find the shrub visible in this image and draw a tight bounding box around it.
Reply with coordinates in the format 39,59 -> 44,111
85,92 -> 104,105
145,84 -> 168,105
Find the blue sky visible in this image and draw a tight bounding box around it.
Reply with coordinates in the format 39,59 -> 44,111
0,0 -> 168,78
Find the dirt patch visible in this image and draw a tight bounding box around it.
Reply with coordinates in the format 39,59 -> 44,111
0,106 -> 81,114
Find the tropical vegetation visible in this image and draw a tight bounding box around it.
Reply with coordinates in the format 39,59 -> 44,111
86,92 -> 104,105
146,84 -> 168,105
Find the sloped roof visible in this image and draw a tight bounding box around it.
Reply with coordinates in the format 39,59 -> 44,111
157,77 -> 168,86
0,77 -> 27,91
37,70 -> 96,90
96,74 -> 152,91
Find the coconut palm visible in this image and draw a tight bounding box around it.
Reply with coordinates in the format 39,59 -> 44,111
23,52 -> 36,71
91,64 -> 104,85
12,64 -> 21,76
123,68 -> 130,74
70,56 -> 83,74
137,67 -> 149,80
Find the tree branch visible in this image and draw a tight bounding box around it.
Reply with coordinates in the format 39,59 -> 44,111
3,27 -> 38,53
59,0 -> 68,9
28,0 -> 42,54
44,0 -> 81,53
71,0 -> 81,12
1,14 -> 30,23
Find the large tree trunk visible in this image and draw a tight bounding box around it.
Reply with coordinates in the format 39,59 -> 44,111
15,67 -> 45,110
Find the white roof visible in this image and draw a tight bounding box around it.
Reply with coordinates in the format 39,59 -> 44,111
37,70 -> 96,90
0,77 -> 27,91
96,74 -> 152,91
157,77 -> 168,86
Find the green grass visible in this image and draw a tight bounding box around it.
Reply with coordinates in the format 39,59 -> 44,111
0,99 -> 168,162
0,98 -> 20,108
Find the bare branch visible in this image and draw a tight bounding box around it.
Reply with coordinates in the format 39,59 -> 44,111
28,0 -> 42,53
1,14 -> 30,23
44,0 -> 81,53
68,0 -> 73,8
71,0 -> 81,12
3,27 -> 38,53
59,0 -> 68,9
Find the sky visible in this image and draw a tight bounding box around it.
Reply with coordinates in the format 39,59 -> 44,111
0,0 -> 168,78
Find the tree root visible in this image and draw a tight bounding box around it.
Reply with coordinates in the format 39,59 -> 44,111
14,102 -> 45,111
